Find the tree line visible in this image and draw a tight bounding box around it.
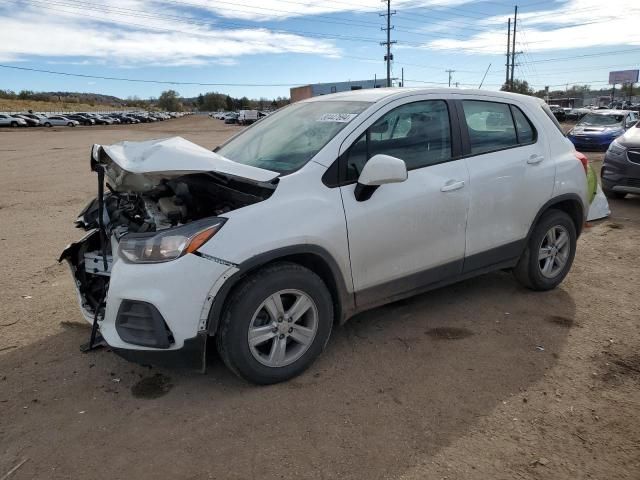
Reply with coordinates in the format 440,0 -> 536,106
500,79 -> 635,100
1,88 -> 291,112
157,89 -> 289,112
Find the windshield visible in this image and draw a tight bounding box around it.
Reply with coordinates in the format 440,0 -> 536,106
578,113 -> 624,126
217,101 -> 371,174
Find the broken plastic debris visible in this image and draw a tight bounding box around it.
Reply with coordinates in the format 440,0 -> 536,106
21,295 -> 32,299
536,345 -> 545,351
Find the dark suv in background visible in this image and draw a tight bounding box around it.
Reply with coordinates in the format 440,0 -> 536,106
602,123 -> 640,198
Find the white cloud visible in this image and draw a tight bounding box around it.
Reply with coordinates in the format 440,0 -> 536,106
165,0 -> 475,22
0,0 -> 339,66
422,0 -> 640,54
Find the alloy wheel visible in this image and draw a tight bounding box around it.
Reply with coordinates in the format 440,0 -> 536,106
538,225 -> 570,278
247,289 -> 319,368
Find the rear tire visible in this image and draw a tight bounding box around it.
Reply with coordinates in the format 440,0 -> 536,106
216,262 -> 333,385
513,209 -> 577,291
603,188 -> 626,199
10,121 -> 18,127
44,122 -> 52,127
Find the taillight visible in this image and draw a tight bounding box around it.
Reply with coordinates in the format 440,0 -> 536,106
575,151 -> 588,174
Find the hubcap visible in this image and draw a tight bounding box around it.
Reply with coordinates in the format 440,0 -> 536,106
538,225 -> 570,279
247,289 -> 319,368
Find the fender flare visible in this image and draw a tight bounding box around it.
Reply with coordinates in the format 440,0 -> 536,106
526,193 -> 586,242
206,245 -> 355,335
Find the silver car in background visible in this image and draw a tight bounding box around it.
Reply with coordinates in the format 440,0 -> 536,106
42,116 -> 80,127
0,114 -> 28,127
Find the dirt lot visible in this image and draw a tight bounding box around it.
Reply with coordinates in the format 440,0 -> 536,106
1,116 -> 638,479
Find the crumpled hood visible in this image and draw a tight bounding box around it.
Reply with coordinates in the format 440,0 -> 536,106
96,136 -> 279,191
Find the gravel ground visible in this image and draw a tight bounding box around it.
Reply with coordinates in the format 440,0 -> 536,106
0,116 -> 638,479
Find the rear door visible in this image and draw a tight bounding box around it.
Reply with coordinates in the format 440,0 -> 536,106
338,97 -> 470,307
458,98 -> 554,271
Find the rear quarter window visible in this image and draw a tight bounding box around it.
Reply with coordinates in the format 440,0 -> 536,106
541,103 -> 565,134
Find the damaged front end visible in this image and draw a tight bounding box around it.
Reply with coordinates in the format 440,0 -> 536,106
59,136 -> 278,367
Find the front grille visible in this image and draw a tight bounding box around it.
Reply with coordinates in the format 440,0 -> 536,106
628,150 -> 640,164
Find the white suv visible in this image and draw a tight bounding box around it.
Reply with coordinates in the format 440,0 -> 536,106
60,88 -> 588,384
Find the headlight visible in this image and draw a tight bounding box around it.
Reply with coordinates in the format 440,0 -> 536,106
607,140 -> 627,154
118,217 -> 226,264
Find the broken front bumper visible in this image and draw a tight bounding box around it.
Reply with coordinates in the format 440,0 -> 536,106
60,232 -> 238,369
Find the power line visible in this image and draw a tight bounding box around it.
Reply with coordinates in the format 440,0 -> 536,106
10,0 -> 492,46
1,63 -> 618,92
527,47 -> 640,63
0,63 -> 307,86
7,0 -> 385,45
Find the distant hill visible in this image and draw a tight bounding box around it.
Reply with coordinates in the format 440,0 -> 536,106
42,91 -> 126,105
0,89 -> 151,108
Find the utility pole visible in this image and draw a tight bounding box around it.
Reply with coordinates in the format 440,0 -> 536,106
506,18 -> 511,89
380,0 -> 396,87
510,5 -> 518,91
446,69 -> 455,87
401,67 -> 404,87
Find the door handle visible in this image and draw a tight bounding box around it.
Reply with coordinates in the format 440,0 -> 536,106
440,180 -> 465,192
527,154 -> 544,164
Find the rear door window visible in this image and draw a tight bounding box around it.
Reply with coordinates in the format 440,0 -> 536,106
462,101 -> 518,155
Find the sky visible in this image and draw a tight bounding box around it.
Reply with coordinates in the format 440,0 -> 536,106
0,0 -> 639,100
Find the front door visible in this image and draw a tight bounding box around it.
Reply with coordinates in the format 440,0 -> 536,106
339,99 -> 469,308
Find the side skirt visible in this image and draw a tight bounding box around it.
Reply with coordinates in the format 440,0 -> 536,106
352,241 -> 524,316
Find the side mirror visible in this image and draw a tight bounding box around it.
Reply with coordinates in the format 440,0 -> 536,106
354,154 -> 407,201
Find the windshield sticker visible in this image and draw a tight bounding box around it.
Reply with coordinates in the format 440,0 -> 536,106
317,113 -> 358,123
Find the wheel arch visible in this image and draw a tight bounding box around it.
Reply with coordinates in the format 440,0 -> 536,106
528,194 -> 585,240
207,245 -> 355,336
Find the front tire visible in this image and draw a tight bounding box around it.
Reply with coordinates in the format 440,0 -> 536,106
513,209 -> 577,291
44,122 -> 52,127
216,262 -> 333,384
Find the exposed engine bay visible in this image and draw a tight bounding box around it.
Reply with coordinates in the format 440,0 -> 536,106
75,172 -> 269,237
59,137 -> 278,329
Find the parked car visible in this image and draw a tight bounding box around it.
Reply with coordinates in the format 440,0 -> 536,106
550,106 -> 566,122
103,116 -> 121,124
42,116 -> 79,127
11,114 -> 40,127
60,89 -> 588,384
113,114 -> 139,124
567,110 -> 638,151
0,114 -> 27,127
65,114 -> 95,126
224,112 -> 239,124
92,115 -> 114,125
238,109 -> 259,125
601,122 -> 640,199
19,113 -> 47,125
